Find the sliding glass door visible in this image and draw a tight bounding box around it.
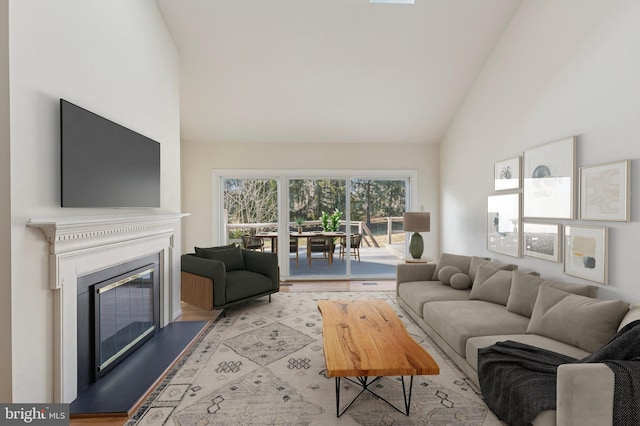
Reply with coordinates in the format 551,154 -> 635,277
288,178 -> 347,278
218,171 -> 414,281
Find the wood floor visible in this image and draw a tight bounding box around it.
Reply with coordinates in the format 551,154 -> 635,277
70,280 -> 396,425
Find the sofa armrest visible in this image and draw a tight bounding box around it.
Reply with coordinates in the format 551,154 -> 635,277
556,363 -> 614,426
396,263 -> 437,285
242,249 -> 279,290
181,254 -> 227,302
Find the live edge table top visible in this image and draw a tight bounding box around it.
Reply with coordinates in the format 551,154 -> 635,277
318,300 -> 440,378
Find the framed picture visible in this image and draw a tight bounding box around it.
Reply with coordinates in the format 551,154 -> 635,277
523,137 -> 576,219
522,222 -> 561,262
487,193 -> 521,258
579,160 -> 631,221
494,156 -> 521,191
564,225 -> 608,284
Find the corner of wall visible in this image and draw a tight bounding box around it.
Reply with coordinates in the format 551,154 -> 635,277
0,0 -> 13,403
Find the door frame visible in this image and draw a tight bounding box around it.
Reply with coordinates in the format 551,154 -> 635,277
213,169 -> 418,280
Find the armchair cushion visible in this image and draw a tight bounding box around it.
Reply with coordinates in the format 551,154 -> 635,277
225,270 -> 276,303
197,245 -> 245,271
195,244 -> 236,256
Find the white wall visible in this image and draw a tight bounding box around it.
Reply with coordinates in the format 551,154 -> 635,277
181,141 -> 440,259
0,0 -> 12,403
7,0 -> 180,402
441,0 -> 640,302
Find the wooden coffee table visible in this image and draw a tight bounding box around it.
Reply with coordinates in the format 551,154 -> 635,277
318,299 -> 439,417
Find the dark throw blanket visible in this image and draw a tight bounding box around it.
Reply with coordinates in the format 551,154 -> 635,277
478,320 -> 640,426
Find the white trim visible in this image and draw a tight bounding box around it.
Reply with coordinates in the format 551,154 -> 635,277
27,212 -> 188,403
212,169 -> 418,278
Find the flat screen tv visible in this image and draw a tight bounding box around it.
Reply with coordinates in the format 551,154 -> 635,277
60,99 -> 161,208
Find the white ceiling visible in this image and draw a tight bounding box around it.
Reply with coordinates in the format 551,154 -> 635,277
156,0 -> 521,145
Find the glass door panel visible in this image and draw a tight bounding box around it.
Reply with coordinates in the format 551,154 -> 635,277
288,178 -> 347,279
349,178 -> 407,278
223,178 -> 279,252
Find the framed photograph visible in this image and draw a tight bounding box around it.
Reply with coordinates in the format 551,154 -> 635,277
487,193 -> 521,258
494,156 -> 521,191
579,160 -> 630,221
523,137 -> 576,219
522,222 -> 561,262
564,225 -> 608,284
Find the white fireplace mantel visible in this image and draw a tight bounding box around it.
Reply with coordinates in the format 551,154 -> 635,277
27,211 -> 188,403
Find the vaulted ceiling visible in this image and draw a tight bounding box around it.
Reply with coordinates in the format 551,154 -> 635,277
156,0 -> 521,145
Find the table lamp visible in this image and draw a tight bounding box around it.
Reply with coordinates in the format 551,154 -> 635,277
403,212 -> 430,259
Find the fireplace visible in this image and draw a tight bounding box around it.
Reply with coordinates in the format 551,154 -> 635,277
27,212 -> 188,403
76,254 -> 160,393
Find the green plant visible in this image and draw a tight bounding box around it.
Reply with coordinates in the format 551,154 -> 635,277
294,217 -> 305,227
320,208 -> 342,232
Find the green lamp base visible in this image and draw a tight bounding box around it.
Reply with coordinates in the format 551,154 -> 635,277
409,232 -> 424,259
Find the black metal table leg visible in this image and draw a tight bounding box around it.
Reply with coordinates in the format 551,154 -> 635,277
334,375 -> 415,417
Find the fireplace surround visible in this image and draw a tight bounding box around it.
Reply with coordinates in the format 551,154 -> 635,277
27,212 -> 187,403
76,253 -> 161,393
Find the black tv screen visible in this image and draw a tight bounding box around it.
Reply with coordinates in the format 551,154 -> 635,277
60,99 -> 161,208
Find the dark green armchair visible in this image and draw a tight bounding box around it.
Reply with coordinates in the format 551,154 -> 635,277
181,244 -> 279,311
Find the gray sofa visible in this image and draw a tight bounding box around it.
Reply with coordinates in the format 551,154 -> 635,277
396,253 -> 640,426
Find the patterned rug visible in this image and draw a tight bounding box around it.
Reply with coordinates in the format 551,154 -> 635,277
127,292 -> 504,425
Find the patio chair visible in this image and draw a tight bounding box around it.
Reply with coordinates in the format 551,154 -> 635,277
241,234 -> 264,252
290,237 -> 299,268
340,234 -> 362,262
307,235 -> 331,266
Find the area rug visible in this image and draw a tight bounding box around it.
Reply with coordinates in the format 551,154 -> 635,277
127,292 -> 504,425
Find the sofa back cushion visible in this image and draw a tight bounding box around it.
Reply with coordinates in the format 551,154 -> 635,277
196,245 -> 246,271
506,270 -> 598,318
468,265 -> 513,306
432,253 -> 472,280
468,257 -> 517,283
526,286 -> 629,353
468,256 -> 491,282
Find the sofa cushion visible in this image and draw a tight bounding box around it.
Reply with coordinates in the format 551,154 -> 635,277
225,270 -> 273,302
468,256 -> 490,282
506,270 -> 599,318
195,243 -> 236,255
466,334 -> 591,372
438,266 -> 461,285
397,281 -> 471,318
468,265 -> 513,306
469,258 -> 518,284
422,300 -> 530,356
450,273 -> 472,290
432,253 -> 473,280
526,286 -> 630,353
196,245 -> 246,271
619,303 -> 640,331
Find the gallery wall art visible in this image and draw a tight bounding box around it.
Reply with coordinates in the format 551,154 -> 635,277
579,160 -> 630,221
522,222 -> 561,262
494,156 -> 521,191
487,193 -> 521,258
564,225 -> 608,284
523,137 -> 576,219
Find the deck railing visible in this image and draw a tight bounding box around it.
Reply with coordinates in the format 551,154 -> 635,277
226,217 -> 405,248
